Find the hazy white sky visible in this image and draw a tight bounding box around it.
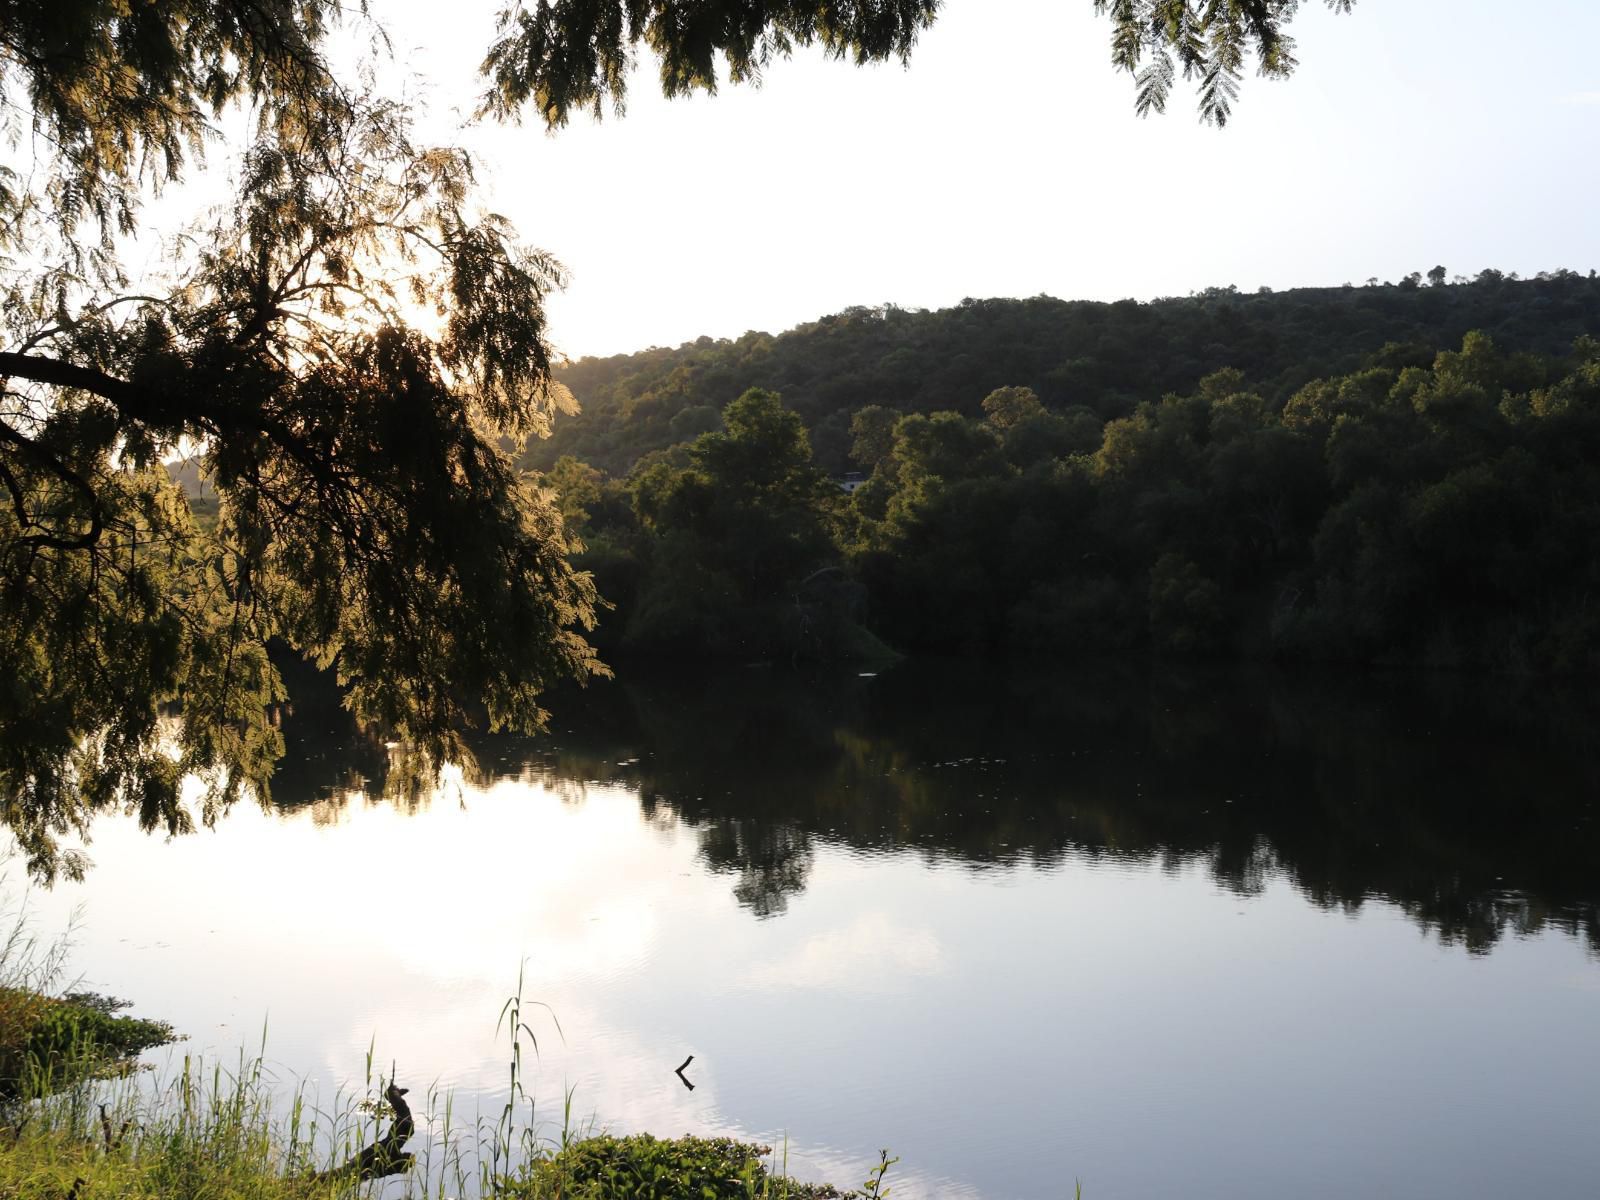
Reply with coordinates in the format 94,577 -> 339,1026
345,1 -> 1600,359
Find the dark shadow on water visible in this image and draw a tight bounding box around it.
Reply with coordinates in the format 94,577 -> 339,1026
273,655 -> 1600,954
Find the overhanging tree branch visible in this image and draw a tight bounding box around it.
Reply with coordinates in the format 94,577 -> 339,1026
0,352 -> 143,410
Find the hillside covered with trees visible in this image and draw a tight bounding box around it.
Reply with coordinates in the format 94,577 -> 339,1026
527,272 -> 1600,672
531,271 -> 1600,475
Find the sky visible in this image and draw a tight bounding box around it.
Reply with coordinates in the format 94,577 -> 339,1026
246,1 -> 1600,359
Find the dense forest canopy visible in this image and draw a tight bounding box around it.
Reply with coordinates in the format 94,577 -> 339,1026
529,273 -> 1600,673
532,272 -> 1600,476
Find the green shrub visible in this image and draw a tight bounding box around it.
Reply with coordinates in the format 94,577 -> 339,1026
511,1134 -> 851,1200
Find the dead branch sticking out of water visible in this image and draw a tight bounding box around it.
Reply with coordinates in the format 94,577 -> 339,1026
317,1081 -> 414,1182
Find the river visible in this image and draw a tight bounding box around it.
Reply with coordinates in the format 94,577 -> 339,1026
17,661 -> 1600,1198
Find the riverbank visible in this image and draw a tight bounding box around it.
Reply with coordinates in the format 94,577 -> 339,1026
0,913 -> 875,1199
0,964 -> 872,1200
0,1043 -> 873,1199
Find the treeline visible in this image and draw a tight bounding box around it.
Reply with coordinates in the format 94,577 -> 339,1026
530,270 -> 1600,476
540,317 -> 1600,671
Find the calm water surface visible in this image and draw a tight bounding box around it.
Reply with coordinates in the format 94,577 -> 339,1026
20,662 -> 1600,1199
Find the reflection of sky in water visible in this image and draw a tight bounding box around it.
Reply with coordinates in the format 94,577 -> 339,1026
18,774 -> 1600,1200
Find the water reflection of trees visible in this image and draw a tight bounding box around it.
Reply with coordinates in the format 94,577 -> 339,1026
277,657 -> 1600,954
694,819 -> 814,918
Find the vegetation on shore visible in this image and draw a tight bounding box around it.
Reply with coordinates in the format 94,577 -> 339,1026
0,920 -> 879,1200
0,905 -> 176,1102
0,1045 -> 881,1200
0,1070 -> 873,1200
510,1135 -> 883,1199
0,989 -> 174,1099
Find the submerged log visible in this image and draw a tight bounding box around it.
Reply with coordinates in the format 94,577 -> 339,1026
317,1081 -> 415,1182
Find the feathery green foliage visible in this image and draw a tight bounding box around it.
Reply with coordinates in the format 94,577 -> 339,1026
1,7 -> 606,880
1096,0 -> 1356,125
479,0 -> 1356,130
0,0 -> 349,252
481,0 -> 942,127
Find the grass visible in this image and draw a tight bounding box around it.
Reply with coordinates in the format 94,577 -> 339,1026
0,901 -> 964,1199
0,1055 -> 883,1200
0,1053 -> 347,1200
0,952 -> 888,1200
